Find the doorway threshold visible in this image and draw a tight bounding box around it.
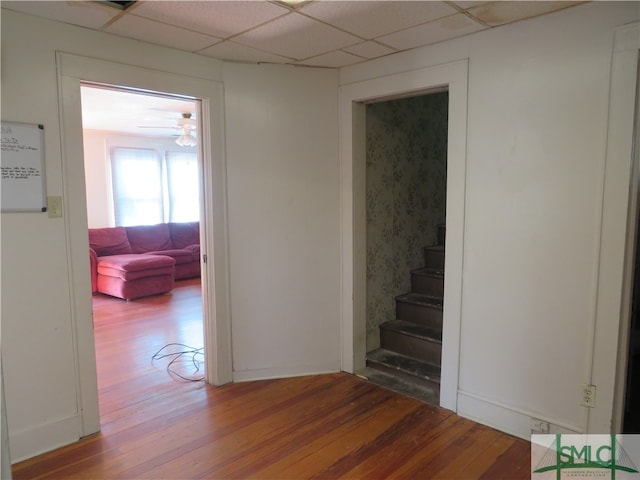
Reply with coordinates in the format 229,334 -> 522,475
355,365 -> 439,406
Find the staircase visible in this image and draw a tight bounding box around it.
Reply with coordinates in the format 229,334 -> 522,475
361,223 -> 445,405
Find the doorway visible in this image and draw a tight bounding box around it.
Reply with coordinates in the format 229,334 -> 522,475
339,59 -> 469,412
57,52 -> 232,438
80,84 -> 206,420
621,56 -> 640,434
362,92 -> 448,403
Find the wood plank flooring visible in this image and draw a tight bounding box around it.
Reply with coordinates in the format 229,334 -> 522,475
12,279 -> 531,479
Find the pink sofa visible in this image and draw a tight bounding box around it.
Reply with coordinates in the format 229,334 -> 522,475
89,222 -> 200,300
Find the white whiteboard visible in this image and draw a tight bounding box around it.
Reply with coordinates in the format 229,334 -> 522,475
1,121 -> 46,212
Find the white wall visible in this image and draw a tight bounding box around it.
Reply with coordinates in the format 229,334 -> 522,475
341,2 -> 639,438
83,131 -> 111,227
83,131 -> 197,228
224,63 -> 341,380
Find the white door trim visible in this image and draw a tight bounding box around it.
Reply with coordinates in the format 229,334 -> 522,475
591,22 -> 640,433
56,52 -> 233,436
339,59 -> 469,412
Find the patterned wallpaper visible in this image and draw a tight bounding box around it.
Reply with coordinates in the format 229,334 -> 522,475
366,92 -> 449,351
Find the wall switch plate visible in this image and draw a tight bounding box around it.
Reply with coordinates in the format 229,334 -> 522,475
47,196 -> 62,218
581,384 -> 596,408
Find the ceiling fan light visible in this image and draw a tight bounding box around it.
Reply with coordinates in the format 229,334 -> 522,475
176,131 -> 197,147
176,113 -> 197,146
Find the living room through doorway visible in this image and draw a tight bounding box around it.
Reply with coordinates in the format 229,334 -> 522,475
80,84 -> 206,422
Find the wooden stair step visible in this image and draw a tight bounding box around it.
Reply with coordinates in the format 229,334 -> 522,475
424,245 -> 445,270
396,292 -> 443,328
366,348 -> 441,384
380,320 -> 442,366
410,267 -> 444,297
380,319 -> 441,343
396,292 -> 443,308
411,267 -> 444,278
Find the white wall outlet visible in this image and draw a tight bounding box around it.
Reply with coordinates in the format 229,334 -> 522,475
47,196 -> 63,218
530,418 -> 550,433
581,384 -> 596,408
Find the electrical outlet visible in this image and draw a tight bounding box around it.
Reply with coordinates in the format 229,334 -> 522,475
47,196 -> 62,218
581,384 -> 596,408
530,419 -> 550,433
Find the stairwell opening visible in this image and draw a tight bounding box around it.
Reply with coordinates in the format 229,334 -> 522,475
361,91 -> 449,405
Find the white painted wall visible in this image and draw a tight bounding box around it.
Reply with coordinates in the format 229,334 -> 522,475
83,131 -> 112,227
224,63 -> 341,381
341,2 -> 639,438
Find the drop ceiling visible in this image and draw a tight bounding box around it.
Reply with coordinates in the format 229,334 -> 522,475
6,1 -> 589,138
2,1 -> 587,69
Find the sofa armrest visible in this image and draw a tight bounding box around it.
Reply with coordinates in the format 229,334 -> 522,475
89,247 -> 98,294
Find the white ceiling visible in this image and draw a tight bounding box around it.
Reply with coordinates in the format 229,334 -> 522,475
6,0 -> 588,138
3,0 -> 587,69
80,85 -> 198,137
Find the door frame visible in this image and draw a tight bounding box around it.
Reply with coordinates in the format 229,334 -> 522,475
339,59 -> 469,412
592,22 -> 640,433
56,52 -> 232,436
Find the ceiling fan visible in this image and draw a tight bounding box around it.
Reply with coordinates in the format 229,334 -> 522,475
136,112 -> 197,147
175,113 -> 197,147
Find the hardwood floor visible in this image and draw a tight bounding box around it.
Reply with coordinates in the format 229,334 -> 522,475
13,279 -> 531,479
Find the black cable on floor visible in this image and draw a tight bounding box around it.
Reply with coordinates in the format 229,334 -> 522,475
151,343 -> 205,382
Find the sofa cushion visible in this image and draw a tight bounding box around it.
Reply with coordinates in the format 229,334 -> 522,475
97,254 -> 175,281
126,224 -> 173,253
89,227 -> 133,256
97,274 -> 174,300
169,222 -> 199,249
175,262 -> 201,280
147,249 -> 194,265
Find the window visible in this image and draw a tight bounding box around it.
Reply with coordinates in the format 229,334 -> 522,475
166,151 -> 200,223
111,147 -> 199,226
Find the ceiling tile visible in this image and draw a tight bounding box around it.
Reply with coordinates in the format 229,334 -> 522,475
297,50 -> 364,68
2,1 -> 118,29
449,1 -> 492,11
467,1 -> 586,27
378,13 -> 487,50
131,0 -> 289,38
299,0 -> 458,39
2,0 -> 591,71
342,41 -> 396,60
107,14 -> 222,52
198,40 -> 294,64
233,12 -> 361,60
